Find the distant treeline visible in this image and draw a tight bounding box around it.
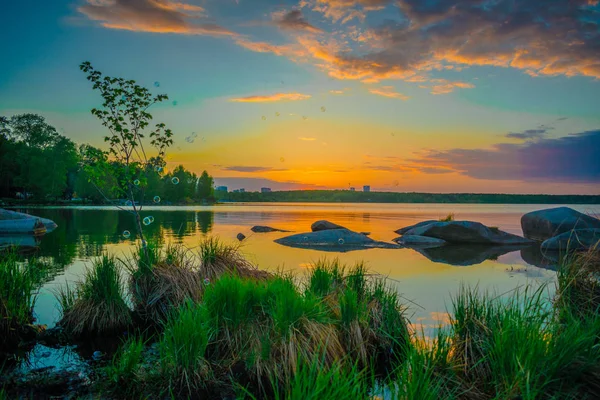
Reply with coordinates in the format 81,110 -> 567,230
216,190 -> 600,204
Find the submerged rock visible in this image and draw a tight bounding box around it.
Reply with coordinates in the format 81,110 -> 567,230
415,243 -> 527,266
403,220 -> 533,245
521,207 -> 600,241
236,233 -> 246,241
250,225 -> 288,233
275,228 -> 399,251
393,235 -> 446,248
310,220 -> 347,232
541,228 -> 600,252
394,220 -> 437,235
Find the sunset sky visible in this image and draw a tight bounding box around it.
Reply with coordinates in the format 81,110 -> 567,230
1,0 -> 599,194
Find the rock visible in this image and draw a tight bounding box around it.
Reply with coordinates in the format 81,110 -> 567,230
236,233 -> 246,241
541,228 -> 600,252
521,207 -> 600,241
404,220 -> 533,245
92,350 -> 103,360
359,232 -> 371,236
250,225 -> 288,233
275,228 -> 399,251
393,235 -> 446,248
311,220 -> 347,232
394,220 -> 437,235
415,244 -> 527,266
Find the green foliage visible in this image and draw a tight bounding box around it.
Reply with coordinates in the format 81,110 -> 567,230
389,332 -> 458,400
0,113 -> 78,199
196,170 -> 215,200
159,301 -> 212,393
268,356 -> 370,400
57,255 -> 131,336
105,336 -> 145,393
0,252 -> 47,346
306,258 -> 345,297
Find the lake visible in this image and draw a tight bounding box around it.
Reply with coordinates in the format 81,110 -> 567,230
9,202 -> 598,372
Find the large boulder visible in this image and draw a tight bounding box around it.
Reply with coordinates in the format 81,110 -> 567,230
311,220 -> 347,232
251,225 -> 288,233
275,228 -> 399,251
394,220 -> 437,235
404,220 -> 533,245
393,235 -> 446,248
541,229 -> 600,252
521,207 -> 600,241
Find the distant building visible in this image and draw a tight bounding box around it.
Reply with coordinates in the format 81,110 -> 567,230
232,189 -> 240,193
349,187 -> 355,192
239,188 -> 245,193
363,185 -> 371,192
216,186 -> 228,192
261,187 -> 272,193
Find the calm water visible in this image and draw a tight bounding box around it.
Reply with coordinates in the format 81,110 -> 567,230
9,203 -> 598,372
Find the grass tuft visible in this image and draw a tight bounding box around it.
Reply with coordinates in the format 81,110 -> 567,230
57,255 -> 131,336
439,213 -> 455,222
0,252 -> 47,348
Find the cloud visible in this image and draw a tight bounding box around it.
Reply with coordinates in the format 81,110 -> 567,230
329,90 -> 345,94
230,93 -> 312,102
221,166 -> 287,173
273,10 -> 322,33
424,79 -> 476,95
78,0 -> 237,36
506,125 -> 554,141
287,0 -> 600,82
411,130 -> 600,183
304,0 -> 390,24
368,86 -> 409,100
298,137 -> 317,141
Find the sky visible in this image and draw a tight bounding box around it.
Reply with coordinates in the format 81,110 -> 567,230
1,0 -> 599,194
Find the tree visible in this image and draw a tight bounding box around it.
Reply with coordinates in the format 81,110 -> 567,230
0,114 -> 77,199
196,170 -> 214,200
79,61 -> 174,247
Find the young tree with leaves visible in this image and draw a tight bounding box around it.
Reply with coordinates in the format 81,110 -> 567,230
79,61 -> 174,247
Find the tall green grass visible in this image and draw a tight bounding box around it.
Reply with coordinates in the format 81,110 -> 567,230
389,331 -> 458,400
104,335 -> 145,393
57,255 -> 131,336
0,253 -> 46,347
159,300 -> 212,395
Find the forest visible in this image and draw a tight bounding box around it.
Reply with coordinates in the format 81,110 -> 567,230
0,113 -> 215,204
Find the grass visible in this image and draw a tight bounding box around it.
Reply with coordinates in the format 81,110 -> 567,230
0,252 -> 47,348
127,238 -> 269,324
439,213 -> 455,222
159,300 -> 212,395
264,355 -> 370,400
45,242 -> 600,400
57,255 -> 131,336
104,335 -> 145,394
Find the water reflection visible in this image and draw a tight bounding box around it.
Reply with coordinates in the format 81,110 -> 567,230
412,244 -> 533,267
9,208 -> 214,272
